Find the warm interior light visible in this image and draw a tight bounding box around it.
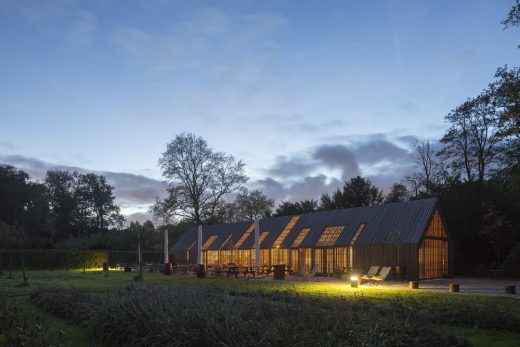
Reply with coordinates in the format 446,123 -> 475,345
350,275 -> 358,281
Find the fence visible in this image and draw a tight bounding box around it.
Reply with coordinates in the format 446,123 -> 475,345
0,249 -> 163,270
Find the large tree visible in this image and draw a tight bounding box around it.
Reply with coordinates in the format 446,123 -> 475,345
385,183 -> 409,203
0,165 -> 31,227
45,170 -> 78,239
75,173 -> 124,232
320,176 -> 384,210
230,189 -> 274,221
0,165 -> 52,247
156,133 -> 248,224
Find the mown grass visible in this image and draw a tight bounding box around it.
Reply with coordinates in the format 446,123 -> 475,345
1,269 -> 519,346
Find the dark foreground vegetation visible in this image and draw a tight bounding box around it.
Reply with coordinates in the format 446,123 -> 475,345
30,285 -> 473,347
1,270 -> 520,347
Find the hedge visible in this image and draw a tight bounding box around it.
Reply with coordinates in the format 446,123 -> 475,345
0,250 -> 162,270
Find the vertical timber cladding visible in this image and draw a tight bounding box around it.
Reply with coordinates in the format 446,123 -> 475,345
419,210 -> 449,279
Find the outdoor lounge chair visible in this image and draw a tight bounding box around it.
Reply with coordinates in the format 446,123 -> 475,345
361,266 -> 380,281
304,264 -> 318,281
367,266 -> 392,286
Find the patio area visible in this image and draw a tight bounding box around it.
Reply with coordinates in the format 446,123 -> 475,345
299,276 -> 520,298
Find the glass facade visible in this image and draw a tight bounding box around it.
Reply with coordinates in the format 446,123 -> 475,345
190,207 -> 449,280
419,210 -> 449,279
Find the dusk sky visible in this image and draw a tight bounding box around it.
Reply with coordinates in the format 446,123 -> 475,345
1,0 -> 518,222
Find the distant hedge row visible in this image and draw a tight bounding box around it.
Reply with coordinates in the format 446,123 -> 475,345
0,249 -> 163,270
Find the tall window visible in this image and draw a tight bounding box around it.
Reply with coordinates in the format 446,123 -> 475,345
202,235 -> 218,250
334,247 -> 347,271
273,216 -> 300,248
206,251 -> 219,265
316,225 -> 345,247
290,249 -> 299,272
271,248 -> 288,265
301,248 -> 312,269
315,249 -> 323,273
326,248 -> 334,274
291,228 -> 310,248
419,210 -> 449,279
237,249 -> 251,266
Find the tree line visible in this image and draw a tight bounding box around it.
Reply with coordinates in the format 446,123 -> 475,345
0,167 -> 123,248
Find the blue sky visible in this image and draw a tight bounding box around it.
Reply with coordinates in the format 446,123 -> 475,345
0,0 -> 518,221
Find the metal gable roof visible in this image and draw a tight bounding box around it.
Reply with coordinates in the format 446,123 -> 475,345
280,198 -> 438,248
171,198 -> 439,251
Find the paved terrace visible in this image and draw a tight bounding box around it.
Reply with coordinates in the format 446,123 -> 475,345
281,276 -> 520,298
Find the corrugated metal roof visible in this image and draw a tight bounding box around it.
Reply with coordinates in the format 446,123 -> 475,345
171,198 -> 438,251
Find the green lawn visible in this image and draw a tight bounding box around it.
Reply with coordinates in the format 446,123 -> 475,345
1,269 -> 519,346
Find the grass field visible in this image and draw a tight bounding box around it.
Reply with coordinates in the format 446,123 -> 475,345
1,269 -> 519,346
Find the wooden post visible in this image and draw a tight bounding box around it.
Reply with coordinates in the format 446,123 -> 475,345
409,281 -> 419,289
449,283 -> 460,292
505,285 -> 516,294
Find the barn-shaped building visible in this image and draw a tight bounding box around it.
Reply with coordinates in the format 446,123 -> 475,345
171,198 -> 452,280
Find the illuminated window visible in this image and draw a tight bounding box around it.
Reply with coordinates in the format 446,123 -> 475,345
237,249 -> 251,266
291,228 -> 310,248
234,223 -> 255,248
425,211 -> 448,238
349,223 -> 366,245
419,210 -> 449,279
271,248 -> 288,265
315,249 -> 323,273
334,247 -> 347,271
273,216 -> 300,248
290,249 -> 299,271
206,251 -> 219,265
258,231 -> 269,245
316,225 -> 345,247
202,235 -> 218,250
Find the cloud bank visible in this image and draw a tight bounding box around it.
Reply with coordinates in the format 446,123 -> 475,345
251,134 -> 416,202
